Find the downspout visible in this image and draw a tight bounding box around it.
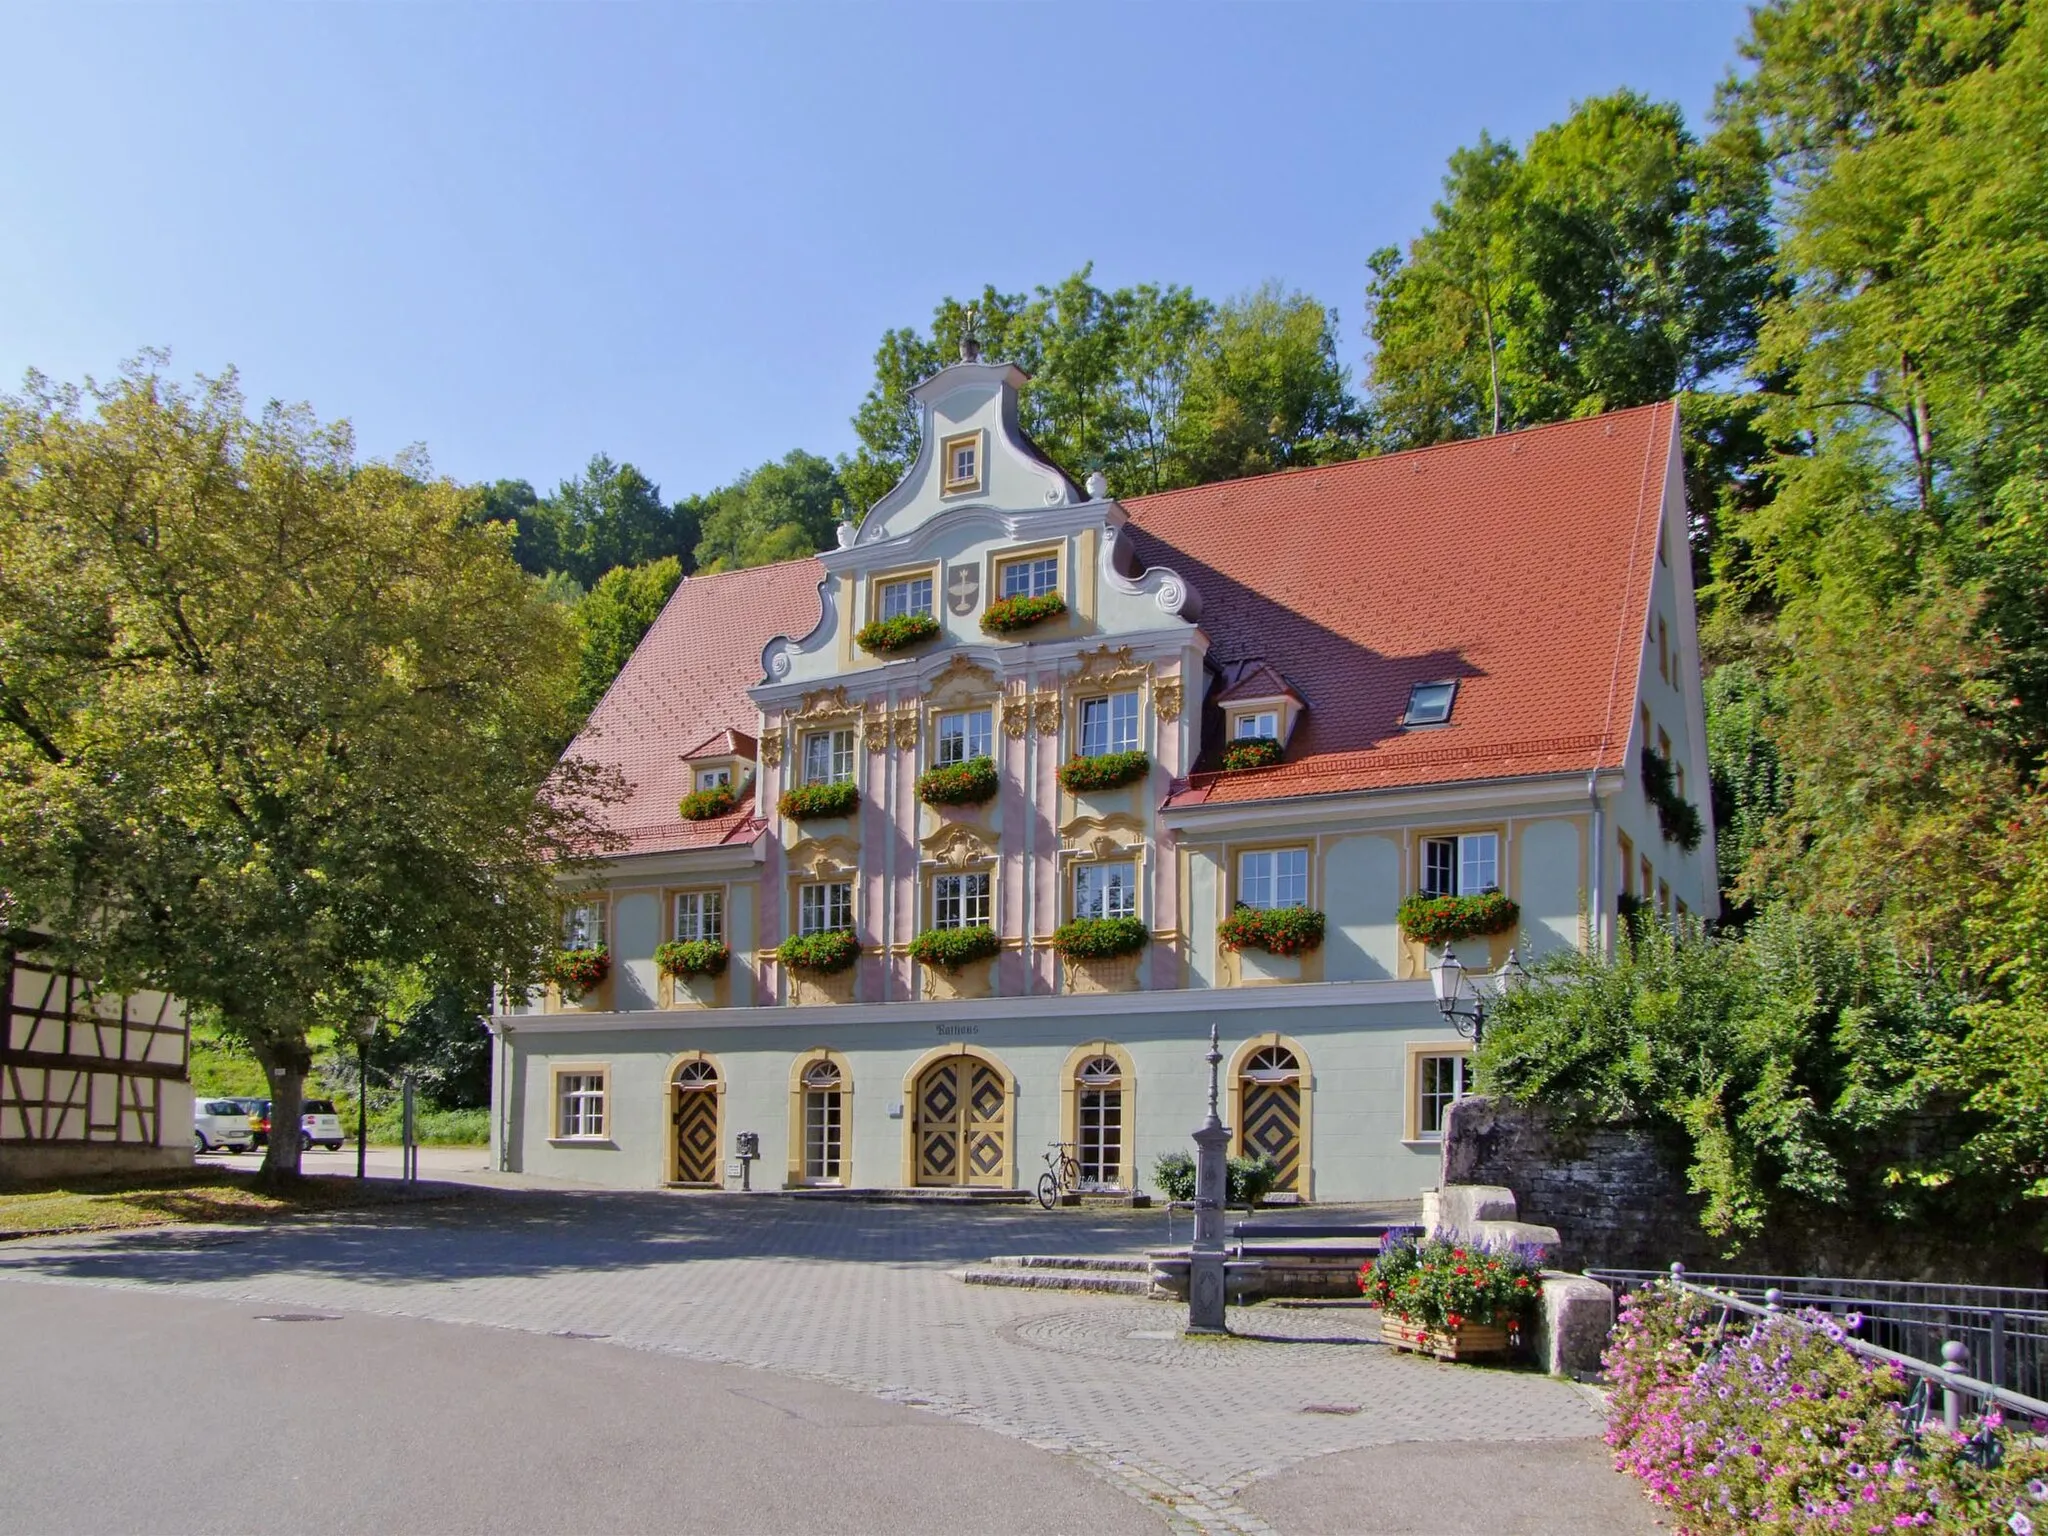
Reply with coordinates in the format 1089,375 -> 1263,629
883,690 -> 897,1002
1022,672 -> 1037,993
1587,771 -> 1606,959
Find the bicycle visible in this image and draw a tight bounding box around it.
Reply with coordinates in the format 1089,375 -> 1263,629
1036,1141 -> 1081,1210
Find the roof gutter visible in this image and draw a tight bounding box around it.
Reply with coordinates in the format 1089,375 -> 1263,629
1160,767 -> 1626,833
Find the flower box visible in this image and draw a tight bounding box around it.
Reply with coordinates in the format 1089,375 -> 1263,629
917,756 -> 998,807
1218,904 -> 1326,955
1378,1316 -> 1513,1362
980,592 -> 1067,635
654,939 -> 729,979
909,925 -> 1001,971
1221,736 -> 1283,772
1058,750 -> 1150,794
543,946 -> 610,998
855,612 -> 940,654
1051,915 -> 1149,961
1396,890 -> 1519,945
1639,748 -> 1703,851
678,783 -> 737,821
776,929 -> 860,975
778,780 -> 859,821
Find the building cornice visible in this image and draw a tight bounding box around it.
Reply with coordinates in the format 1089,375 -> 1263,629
1161,768 -> 1627,834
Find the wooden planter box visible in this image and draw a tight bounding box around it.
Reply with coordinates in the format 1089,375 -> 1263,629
1380,1315 -> 1512,1362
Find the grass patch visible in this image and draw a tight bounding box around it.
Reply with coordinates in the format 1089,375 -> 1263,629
0,1168 -> 461,1239
361,1106 -> 489,1147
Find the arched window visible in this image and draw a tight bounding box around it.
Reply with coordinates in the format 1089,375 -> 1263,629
1075,1054 -> 1124,1189
676,1059 -> 719,1088
1243,1045 -> 1300,1083
803,1058 -> 844,1184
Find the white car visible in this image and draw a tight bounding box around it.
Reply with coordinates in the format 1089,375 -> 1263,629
299,1099 -> 346,1152
194,1099 -> 255,1153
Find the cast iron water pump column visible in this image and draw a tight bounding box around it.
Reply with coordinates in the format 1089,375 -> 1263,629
1186,1024 -> 1230,1335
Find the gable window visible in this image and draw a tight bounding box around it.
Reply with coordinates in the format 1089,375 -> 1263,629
933,871 -> 992,929
1640,854 -> 1654,901
1403,681 -> 1457,726
802,728 -> 855,786
798,881 -> 853,936
1657,616 -> 1670,682
1657,727 -> 1673,764
1233,710 -> 1279,740
673,890 -> 724,944
1075,861 -> 1137,920
998,554 -> 1059,599
878,574 -> 933,622
555,1070 -> 608,1140
941,432 -> 982,495
937,708 -> 993,765
1416,1053 -> 1469,1138
1239,848 -> 1309,910
1617,831 -> 1635,896
1640,703 -> 1653,745
561,901 -> 606,950
1078,693 -> 1140,757
695,766 -> 732,791
1421,832 -> 1499,897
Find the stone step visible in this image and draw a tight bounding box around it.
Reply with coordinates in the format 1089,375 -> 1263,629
956,1265 -> 1155,1296
982,1254 -> 1153,1273
787,1187 -> 1033,1205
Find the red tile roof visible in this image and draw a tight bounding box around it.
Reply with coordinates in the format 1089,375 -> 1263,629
1127,402 -> 1675,807
566,402 -> 1675,851
1214,660 -> 1303,706
564,559 -> 824,856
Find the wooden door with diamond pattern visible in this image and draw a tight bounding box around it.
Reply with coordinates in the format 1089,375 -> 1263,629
672,1081 -> 721,1186
914,1055 -> 1009,1187
1240,1079 -> 1302,1193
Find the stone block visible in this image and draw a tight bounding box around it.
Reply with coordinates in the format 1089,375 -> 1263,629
1433,1183 -> 1519,1234
1533,1271 -> 1614,1378
1465,1220 -> 1561,1263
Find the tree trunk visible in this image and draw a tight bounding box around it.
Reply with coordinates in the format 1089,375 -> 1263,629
251,1036 -> 312,1187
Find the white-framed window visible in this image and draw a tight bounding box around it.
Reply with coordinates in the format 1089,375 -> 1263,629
936,708 -> 993,765
802,728 -> 855,786
798,882 -> 853,936
1421,832 -> 1499,897
1078,693 -> 1140,757
802,1059 -> 843,1184
1404,681 -> 1457,726
941,433 -> 981,494
1238,848 -> 1309,910
561,901 -> 606,949
695,766 -> 731,791
1075,1054 -> 1124,1190
999,555 -> 1059,599
1074,861 -> 1137,920
1233,710 -> 1279,740
555,1071 -> 607,1139
1416,1053 -> 1469,1138
933,871 -> 992,930
879,574 -> 934,621
673,890 -> 724,944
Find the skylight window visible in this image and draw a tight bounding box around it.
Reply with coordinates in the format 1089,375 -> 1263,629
1403,681 -> 1457,727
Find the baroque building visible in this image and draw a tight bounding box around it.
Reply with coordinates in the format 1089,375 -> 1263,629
489,352 -> 1714,1202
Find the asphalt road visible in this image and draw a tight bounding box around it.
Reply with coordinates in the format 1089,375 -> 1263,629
194,1142 -> 490,1179
0,1282 -> 1167,1536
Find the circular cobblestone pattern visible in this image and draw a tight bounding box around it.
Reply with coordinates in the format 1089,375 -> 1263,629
1006,1300 -> 1383,1368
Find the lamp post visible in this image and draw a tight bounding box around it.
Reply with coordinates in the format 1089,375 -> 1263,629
1428,945 -> 1528,1047
350,1013 -> 377,1181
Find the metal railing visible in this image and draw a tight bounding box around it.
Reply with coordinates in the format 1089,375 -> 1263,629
1588,1263 -> 2048,1424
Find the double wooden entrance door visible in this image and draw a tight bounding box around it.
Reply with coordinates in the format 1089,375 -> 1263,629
913,1056 -> 1007,1187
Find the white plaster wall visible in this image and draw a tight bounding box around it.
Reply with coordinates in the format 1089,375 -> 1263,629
615,893 -> 661,1012
1186,857 -> 1218,987
1518,819 -> 1584,958
1323,834 -> 1400,980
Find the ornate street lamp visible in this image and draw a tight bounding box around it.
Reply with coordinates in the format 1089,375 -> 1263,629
1429,944 -> 1528,1046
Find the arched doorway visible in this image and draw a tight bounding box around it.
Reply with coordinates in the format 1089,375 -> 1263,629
908,1048 -> 1012,1188
670,1057 -> 722,1186
801,1059 -> 845,1185
1236,1042 -> 1305,1195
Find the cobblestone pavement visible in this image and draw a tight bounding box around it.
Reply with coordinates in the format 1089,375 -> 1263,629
0,1190 -> 1620,1535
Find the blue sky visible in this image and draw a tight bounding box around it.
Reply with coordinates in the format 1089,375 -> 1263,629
3,2 -> 1753,502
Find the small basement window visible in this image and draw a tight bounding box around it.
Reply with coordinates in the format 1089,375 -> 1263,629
1403,681 -> 1457,726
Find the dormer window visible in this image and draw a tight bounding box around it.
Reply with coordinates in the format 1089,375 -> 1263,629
940,431 -> 983,496
878,575 -> 933,621
695,766 -> 732,792
1233,710 -> 1279,741
1403,681 -> 1457,727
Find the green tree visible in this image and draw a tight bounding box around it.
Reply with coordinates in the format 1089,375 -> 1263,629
0,360 -> 616,1184
539,454 -> 692,588
1174,283 -> 1361,482
571,557 -> 683,714
690,450 -> 848,573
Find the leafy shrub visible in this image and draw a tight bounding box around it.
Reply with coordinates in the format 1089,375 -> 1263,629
654,939 -> 729,978
980,592 -> 1067,634
778,779 -> 859,820
1058,750 -> 1150,793
677,782 -> 737,821
1357,1228 -> 1541,1332
1221,735 -> 1283,771
362,1105 -> 491,1146
1604,1282 -> 2048,1534
1218,904 -> 1326,955
1396,890 -> 1519,945
1051,915 -> 1149,961
909,924 -> 1001,970
775,929 -> 860,974
917,755 -> 998,806
1640,747 -> 1704,851
855,612 -> 940,653
1151,1150 -> 1283,1205
542,946 -> 610,996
